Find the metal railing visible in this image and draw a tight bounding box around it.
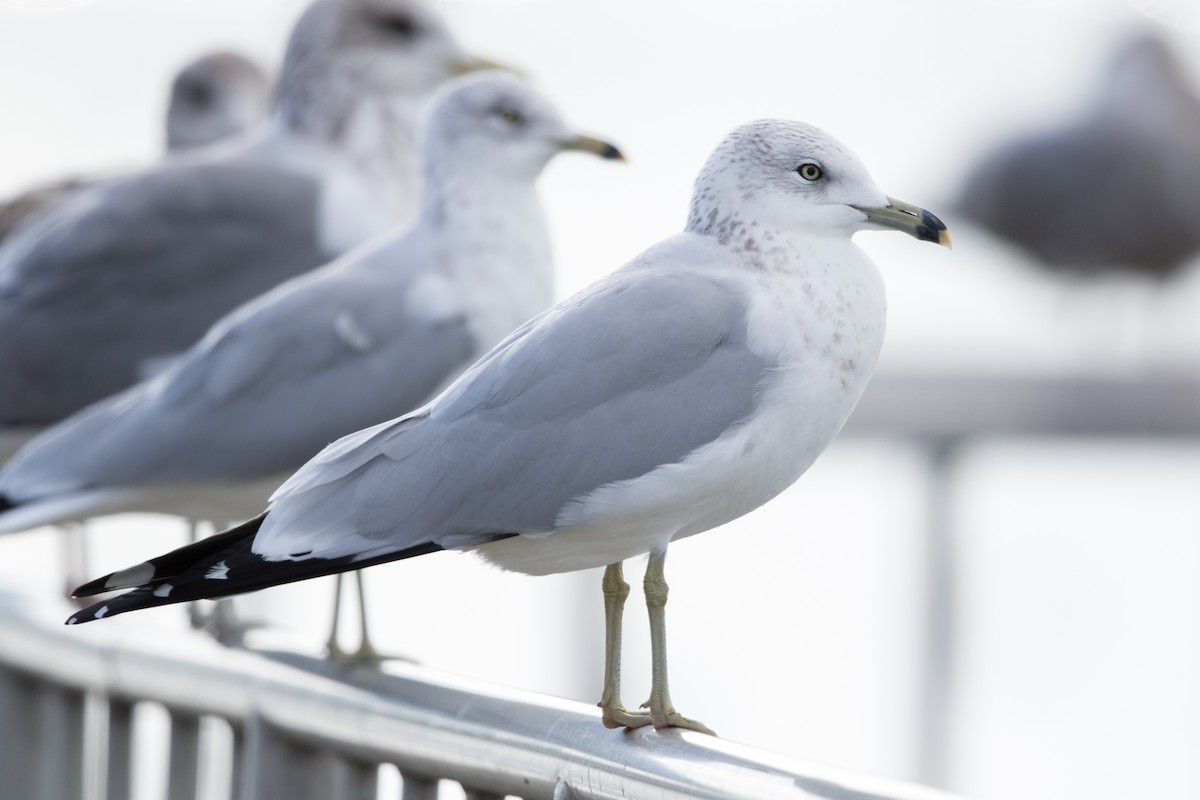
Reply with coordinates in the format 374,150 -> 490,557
5,365 -> 1197,800
0,591 -> 962,800
843,365 -> 1200,786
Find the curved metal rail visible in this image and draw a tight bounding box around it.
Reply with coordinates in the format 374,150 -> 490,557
0,592 -> 962,800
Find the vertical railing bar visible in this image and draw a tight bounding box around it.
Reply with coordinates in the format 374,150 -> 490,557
83,691 -> 109,800
915,437 -> 963,788
0,668 -> 36,800
106,699 -> 136,800
168,710 -> 202,800
195,715 -> 236,800
238,712 -> 336,799
228,723 -> 246,800
33,683 -> 86,800
236,713 -> 270,800
462,789 -> 506,800
400,773 -> 440,800
338,755 -> 379,800
312,749 -> 380,800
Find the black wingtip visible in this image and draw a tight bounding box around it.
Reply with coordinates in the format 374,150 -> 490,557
72,512 -> 270,599
0,494 -> 14,514
66,510 -> 448,623
72,573 -> 116,598
66,589 -> 163,624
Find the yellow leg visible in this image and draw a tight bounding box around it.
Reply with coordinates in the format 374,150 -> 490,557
326,570 -> 412,665
325,572 -> 350,660
641,549 -> 715,734
354,570 -> 383,662
597,562 -> 651,729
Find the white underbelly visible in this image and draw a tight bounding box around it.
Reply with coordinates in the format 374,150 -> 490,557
471,364 -> 866,576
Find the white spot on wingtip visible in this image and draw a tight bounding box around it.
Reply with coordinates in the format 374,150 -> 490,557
94,605 -> 109,619
205,560 -> 230,580
153,583 -> 174,598
66,617 -> 78,626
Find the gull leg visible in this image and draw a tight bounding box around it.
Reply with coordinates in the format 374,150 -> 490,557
641,549 -> 715,735
325,572 -> 350,661
62,521 -> 90,607
352,570 -> 383,662
326,570 -> 413,665
597,562 -> 651,729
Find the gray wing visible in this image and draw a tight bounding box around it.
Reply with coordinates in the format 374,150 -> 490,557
0,177 -> 87,244
0,239 -> 475,500
256,264 -> 772,561
0,158 -> 327,426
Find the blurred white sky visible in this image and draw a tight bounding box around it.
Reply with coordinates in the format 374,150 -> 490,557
2,2 -> 1200,800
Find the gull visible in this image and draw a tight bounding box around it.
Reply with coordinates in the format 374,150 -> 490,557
67,119 -> 950,733
0,50 -> 270,244
956,32 -> 1200,279
0,72 -> 622,653
164,51 -> 271,153
0,0 -> 494,463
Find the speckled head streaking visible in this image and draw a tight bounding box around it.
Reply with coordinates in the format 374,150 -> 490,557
274,0 -> 480,139
687,120 -> 950,246
166,51 -> 271,151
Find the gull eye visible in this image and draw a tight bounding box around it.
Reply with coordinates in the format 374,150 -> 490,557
796,163 -> 823,181
498,108 -> 524,126
377,13 -> 417,38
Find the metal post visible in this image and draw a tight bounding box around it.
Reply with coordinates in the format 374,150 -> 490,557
168,711 -> 202,800
400,774 -> 440,800
313,751 -> 378,800
106,699 -> 135,800
33,683 -> 86,800
916,438 -> 961,788
0,668 -> 36,800
229,723 -> 246,800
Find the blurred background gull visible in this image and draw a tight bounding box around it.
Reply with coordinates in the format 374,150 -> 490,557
0,0 -> 495,464
1,2 -> 1199,800
954,29 -> 1200,355
0,49 -> 270,242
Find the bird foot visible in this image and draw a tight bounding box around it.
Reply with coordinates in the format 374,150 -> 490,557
599,701 -> 653,730
640,699 -> 716,735
325,639 -> 416,668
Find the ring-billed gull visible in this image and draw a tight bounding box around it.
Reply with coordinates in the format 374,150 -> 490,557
0,71 -> 623,653
0,50 -> 270,243
957,32 -> 1200,277
67,119 -> 950,733
0,0 -> 495,462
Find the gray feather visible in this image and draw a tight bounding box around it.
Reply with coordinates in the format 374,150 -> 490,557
0,238 -> 475,498
0,160 -> 326,425
261,263 -> 771,557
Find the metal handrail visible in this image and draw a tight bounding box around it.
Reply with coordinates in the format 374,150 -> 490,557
0,592 -> 963,800
842,364 -> 1200,786
846,366 -> 1200,440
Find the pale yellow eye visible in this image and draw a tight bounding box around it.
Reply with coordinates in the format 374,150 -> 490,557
796,163 -> 822,181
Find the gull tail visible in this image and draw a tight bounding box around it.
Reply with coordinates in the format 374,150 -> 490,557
67,513 -> 444,625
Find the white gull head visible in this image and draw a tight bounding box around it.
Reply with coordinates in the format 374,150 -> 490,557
687,120 -> 950,247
